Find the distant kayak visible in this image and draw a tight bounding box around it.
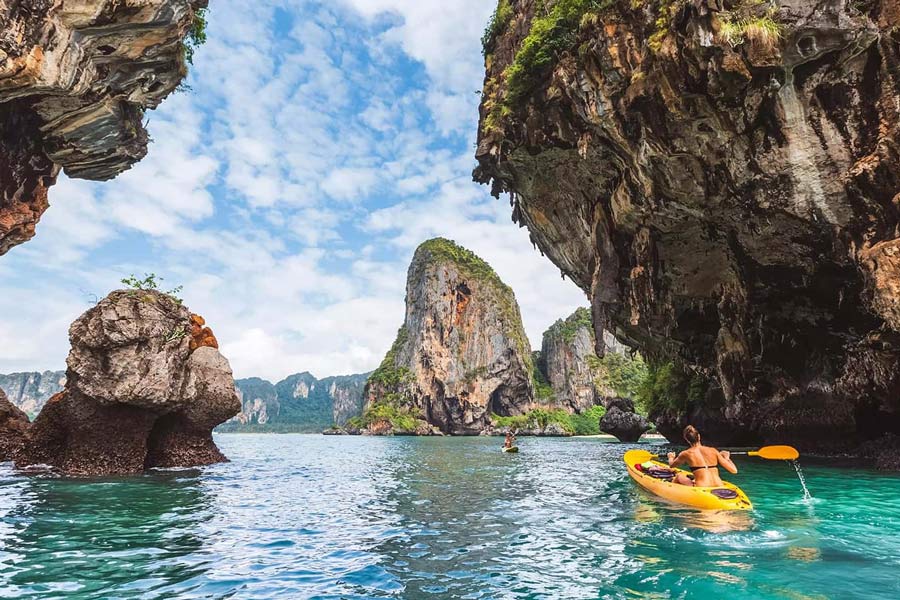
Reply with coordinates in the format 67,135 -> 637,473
502,446 -> 519,453
624,449 -> 751,510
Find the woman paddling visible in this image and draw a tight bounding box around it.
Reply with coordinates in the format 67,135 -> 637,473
667,425 -> 738,487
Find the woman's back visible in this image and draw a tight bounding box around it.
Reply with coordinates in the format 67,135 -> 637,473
682,445 -> 724,487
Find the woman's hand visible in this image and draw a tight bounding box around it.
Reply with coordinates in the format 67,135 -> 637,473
667,451 -> 676,465
720,450 -> 730,460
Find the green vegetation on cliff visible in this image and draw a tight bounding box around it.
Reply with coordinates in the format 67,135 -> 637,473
347,400 -> 422,433
636,362 -> 712,415
184,7 -> 208,65
492,404 -> 606,435
416,238 -> 508,290
532,359 -> 556,402
502,0 -> 608,105
482,0 -> 513,55
589,352 -> 648,400
545,306 -> 593,343
718,13 -> 782,50
367,326 -> 413,388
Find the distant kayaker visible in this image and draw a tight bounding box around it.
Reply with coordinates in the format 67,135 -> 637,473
504,431 -> 516,449
667,425 -> 738,487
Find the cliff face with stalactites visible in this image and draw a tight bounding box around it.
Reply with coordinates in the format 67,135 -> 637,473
363,238 -> 534,435
0,0 -> 207,255
474,0 -> 900,452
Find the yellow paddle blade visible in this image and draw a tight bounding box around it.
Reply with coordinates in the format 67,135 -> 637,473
624,449 -> 656,465
749,445 -> 799,460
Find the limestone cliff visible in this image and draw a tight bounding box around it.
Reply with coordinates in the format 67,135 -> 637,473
475,0 -> 900,451
363,238 -> 533,435
539,307 -> 617,410
17,289 -> 239,475
229,377 -> 278,427
0,370 -> 65,417
0,0 -> 207,254
222,372 -> 369,432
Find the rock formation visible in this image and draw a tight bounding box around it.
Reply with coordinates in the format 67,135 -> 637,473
538,308 -> 602,411
0,0 -> 208,255
221,372 -> 370,432
363,238 -> 533,434
600,397 -> 651,443
538,307 -> 635,411
16,289 -> 239,475
0,387 -> 30,461
474,0 -> 900,452
0,370 -> 65,416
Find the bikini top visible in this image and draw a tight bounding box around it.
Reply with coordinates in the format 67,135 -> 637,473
689,463 -> 717,471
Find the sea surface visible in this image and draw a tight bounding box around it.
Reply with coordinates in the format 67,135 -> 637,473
1,434 -> 899,599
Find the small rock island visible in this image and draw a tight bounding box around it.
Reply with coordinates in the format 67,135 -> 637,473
7,289 -> 240,476
361,238 -> 534,435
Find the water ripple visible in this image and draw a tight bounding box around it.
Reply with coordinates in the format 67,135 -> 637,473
2,435 -> 900,599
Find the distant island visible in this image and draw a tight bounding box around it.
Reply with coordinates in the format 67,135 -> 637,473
218,373 -> 370,433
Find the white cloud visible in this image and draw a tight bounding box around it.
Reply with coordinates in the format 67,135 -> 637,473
0,1 -> 590,384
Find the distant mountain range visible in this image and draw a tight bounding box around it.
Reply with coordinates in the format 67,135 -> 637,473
218,372 -> 371,433
0,371 -> 66,418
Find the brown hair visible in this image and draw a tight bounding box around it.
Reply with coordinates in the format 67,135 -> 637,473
683,425 -> 700,445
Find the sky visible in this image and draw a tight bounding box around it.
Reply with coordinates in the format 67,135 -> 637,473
0,0 -> 587,381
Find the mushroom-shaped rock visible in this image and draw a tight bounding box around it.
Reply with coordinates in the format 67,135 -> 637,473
18,289 -> 240,476
0,388 -> 30,461
600,399 -> 651,443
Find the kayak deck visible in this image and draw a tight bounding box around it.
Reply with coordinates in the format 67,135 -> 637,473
624,449 -> 752,510
502,446 -> 519,453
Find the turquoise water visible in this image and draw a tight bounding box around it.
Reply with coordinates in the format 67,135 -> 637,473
2,435 -> 900,599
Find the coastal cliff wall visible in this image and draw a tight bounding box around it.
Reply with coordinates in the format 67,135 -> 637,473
363,238 -> 533,435
0,370 -> 65,417
474,0 -> 900,450
538,306 -> 636,411
222,372 -> 369,432
0,0 -> 207,254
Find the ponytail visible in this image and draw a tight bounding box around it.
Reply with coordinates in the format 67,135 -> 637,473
683,425 -> 700,445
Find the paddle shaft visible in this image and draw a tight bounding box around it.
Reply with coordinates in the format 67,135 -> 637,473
643,444 -> 799,461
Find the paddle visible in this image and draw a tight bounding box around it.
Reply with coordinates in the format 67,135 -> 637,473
728,445 -> 799,460
629,445 -> 799,464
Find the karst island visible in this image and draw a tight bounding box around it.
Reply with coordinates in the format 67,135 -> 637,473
1,0 -> 898,598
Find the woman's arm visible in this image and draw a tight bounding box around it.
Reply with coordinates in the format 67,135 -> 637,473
718,450 -> 738,474
667,451 -> 687,467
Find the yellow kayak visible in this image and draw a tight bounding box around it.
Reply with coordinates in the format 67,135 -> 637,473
624,449 -> 752,510
502,446 -> 519,453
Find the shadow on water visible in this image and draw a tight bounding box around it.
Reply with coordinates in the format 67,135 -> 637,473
0,467 -> 212,599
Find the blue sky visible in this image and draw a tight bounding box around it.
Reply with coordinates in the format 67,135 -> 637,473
0,0 -> 586,381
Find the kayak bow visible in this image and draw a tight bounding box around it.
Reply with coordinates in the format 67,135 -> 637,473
624,449 -> 752,510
